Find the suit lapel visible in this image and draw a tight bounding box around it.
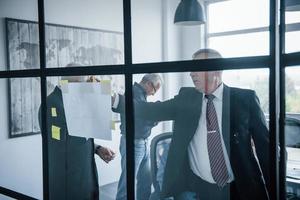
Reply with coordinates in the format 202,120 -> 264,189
222,85 -> 231,154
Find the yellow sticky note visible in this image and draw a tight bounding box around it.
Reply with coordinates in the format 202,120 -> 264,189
51,107 -> 57,117
59,80 -> 68,85
111,121 -> 116,130
51,125 -> 60,140
101,80 -> 111,84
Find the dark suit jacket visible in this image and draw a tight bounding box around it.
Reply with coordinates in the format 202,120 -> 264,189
39,86 -> 99,200
131,85 -> 270,200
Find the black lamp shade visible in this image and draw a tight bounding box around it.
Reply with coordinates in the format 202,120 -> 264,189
174,0 -> 206,25
286,0 -> 300,11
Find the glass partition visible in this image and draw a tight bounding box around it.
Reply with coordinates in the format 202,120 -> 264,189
46,74 -> 124,199
131,0 -> 270,64
0,0 -> 39,71
44,0 -> 124,68
132,68 -> 270,199
285,5 -> 300,53
0,77 -> 42,199
285,66 -> 300,200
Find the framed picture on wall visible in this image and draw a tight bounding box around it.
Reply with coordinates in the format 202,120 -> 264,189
6,18 -> 124,138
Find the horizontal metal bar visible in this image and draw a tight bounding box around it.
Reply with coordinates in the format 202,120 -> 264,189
286,22 -> 300,32
283,52 -> 300,67
208,27 -> 269,37
0,56 -> 271,78
207,23 -> 300,39
130,56 -> 270,73
0,69 -> 41,78
0,186 -> 37,200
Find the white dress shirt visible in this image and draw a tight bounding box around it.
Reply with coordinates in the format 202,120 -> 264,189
188,84 -> 234,184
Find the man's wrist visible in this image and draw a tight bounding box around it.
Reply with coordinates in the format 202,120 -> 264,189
95,145 -> 102,154
112,94 -> 119,108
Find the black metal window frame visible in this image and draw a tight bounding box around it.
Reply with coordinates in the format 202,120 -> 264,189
0,0 -> 298,200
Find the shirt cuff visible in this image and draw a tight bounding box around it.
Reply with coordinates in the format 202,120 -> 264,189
112,94 -> 119,109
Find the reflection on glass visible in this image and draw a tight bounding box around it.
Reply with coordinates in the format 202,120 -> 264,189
208,0 -> 269,33
0,0 -> 39,71
285,67 -> 300,199
44,0 -> 124,67
45,74 -> 124,200
209,32 -> 269,58
6,19 -> 40,70
0,78 -> 42,199
128,50 -> 270,200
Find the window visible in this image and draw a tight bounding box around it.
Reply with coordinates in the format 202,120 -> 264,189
206,0 -> 269,58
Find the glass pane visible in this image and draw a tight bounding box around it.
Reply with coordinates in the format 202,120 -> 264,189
286,31 -> 300,53
46,75 -> 124,199
285,67 -> 300,199
286,11 -> 300,24
131,0 -> 269,63
0,194 -> 15,200
209,32 -> 269,58
0,0 -> 39,71
208,0 -> 269,33
285,8 -> 300,53
44,0 -> 124,67
131,68 -> 270,199
0,77 -> 42,199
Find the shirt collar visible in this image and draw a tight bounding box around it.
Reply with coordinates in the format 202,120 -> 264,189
134,82 -> 147,97
203,83 -> 223,101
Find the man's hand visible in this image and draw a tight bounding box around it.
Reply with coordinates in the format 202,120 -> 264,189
96,146 -> 115,163
87,76 -> 101,82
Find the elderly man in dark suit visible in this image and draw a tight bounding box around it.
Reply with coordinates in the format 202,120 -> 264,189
39,69 -> 115,200
115,49 -> 270,200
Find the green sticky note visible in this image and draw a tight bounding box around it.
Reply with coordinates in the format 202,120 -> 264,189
51,107 -> 57,117
51,125 -> 60,140
100,80 -> 111,95
59,80 -> 68,85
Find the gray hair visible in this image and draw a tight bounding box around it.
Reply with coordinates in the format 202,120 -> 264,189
192,48 -> 222,59
141,73 -> 163,87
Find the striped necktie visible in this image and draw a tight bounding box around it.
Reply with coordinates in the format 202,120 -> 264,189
205,94 -> 229,187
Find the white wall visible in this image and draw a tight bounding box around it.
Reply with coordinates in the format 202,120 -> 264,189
132,0 -> 163,64
0,0 -> 42,199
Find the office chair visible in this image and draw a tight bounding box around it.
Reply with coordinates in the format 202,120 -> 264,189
149,132 -> 173,200
285,116 -> 300,200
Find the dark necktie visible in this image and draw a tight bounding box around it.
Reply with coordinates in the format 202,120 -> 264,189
206,94 -> 229,187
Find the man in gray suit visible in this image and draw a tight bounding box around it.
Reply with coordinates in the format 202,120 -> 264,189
128,49 -> 270,200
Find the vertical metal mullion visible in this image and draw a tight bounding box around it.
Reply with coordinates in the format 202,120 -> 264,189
37,0 -> 48,199
279,0 -> 286,199
269,0 -> 279,199
123,0 -> 135,199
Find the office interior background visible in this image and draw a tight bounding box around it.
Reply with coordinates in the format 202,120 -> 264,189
0,0 -> 299,199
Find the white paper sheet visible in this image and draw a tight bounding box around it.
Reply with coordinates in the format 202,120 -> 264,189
61,82 -> 112,140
